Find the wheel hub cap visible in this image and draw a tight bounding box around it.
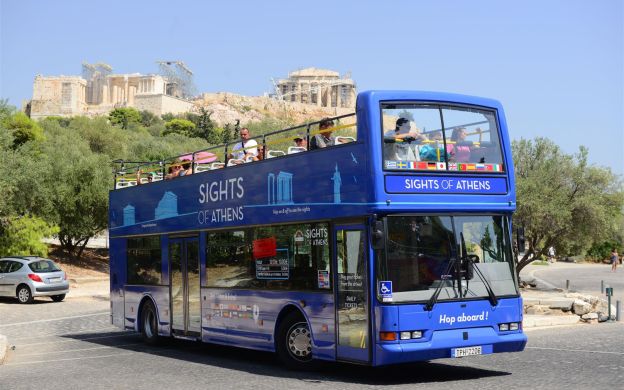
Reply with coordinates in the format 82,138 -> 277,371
288,325 -> 311,359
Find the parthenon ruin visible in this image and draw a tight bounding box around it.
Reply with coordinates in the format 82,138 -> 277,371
28,62 -> 194,119
274,68 -> 356,109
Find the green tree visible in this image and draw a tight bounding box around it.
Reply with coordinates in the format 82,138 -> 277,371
0,98 -> 16,120
0,216 -> 59,257
2,112 -> 44,148
12,125 -> 111,261
109,107 -> 141,129
163,118 -> 196,137
513,138 -> 624,273
139,110 -> 161,127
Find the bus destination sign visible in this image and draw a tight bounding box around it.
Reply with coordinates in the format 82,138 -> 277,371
385,175 -> 507,194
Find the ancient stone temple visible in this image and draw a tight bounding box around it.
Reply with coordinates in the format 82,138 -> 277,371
28,63 -> 194,119
274,68 -> 356,108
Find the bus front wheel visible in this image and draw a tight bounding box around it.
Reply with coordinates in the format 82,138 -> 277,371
276,311 -> 317,370
140,300 -> 160,345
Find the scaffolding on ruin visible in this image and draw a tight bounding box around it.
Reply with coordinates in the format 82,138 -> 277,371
156,60 -> 196,99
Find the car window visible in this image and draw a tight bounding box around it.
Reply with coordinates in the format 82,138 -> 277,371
0,261 -> 9,273
29,260 -> 62,273
8,261 -> 23,273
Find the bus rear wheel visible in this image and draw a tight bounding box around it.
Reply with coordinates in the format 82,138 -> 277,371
276,311 -> 318,370
141,300 -> 160,345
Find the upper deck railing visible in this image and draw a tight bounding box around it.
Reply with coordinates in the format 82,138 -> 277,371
112,113 -> 358,190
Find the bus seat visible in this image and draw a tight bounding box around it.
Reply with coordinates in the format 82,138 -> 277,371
287,147 -> 306,155
267,150 -> 286,158
195,164 -> 212,172
336,136 -> 356,144
227,159 -> 245,167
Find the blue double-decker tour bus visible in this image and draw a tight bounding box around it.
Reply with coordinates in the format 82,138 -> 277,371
109,90 -> 526,368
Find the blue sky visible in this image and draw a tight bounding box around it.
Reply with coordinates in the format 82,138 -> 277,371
1,0 -> 622,175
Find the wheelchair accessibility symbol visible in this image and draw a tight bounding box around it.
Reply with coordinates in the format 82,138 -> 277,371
379,281 -> 392,298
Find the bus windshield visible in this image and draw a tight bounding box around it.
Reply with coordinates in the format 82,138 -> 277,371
380,215 -> 517,303
382,103 -> 505,172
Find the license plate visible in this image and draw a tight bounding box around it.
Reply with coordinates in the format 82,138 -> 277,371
48,277 -> 61,283
453,346 -> 482,358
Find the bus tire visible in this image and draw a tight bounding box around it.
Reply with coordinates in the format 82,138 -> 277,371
140,300 -> 160,345
276,311 -> 318,370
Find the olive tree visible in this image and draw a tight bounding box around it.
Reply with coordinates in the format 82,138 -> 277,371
513,137 -> 624,273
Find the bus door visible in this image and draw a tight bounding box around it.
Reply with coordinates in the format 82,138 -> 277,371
169,237 -> 201,337
334,225 -> 371,363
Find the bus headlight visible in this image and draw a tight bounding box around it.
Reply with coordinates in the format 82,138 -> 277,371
411,331 -> 423,339
499,322 -> 520,331
400,331 -> 411,340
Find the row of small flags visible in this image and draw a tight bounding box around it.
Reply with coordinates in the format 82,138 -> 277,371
385,161 -> 504,172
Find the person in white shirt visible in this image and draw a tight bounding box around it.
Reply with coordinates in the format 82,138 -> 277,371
230,127 -> 258,161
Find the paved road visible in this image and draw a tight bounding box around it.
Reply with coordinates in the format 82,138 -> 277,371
1,295 -> 623,389
525,262 -> 624,304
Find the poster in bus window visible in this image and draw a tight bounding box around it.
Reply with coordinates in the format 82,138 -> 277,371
317,270 -> 330,289
339,273 -> 364,310
255,248 -> 289,280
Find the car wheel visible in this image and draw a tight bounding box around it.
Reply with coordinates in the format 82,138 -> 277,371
141,300 -> 160,345
276,311 -> 318,370
17,285 -> 34,304
51,294 -> 66,302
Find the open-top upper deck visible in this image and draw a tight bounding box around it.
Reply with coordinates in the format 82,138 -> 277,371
109,90 -> 515,238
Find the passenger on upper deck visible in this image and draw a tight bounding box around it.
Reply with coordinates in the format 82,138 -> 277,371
165,163 -> 182,180
447,127 -> 471,162
230,128 -> 258,160
251,147 -> 265,161
384,117 -> 422,142
135,169 -> 155,185
419,131 -> 446,162
178,159 -> 192,176
384,118 -> 426,161
293,135 -> 308,150
310,118 -> 335,150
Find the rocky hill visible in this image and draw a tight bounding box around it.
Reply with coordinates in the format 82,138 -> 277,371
193,92 -> 354,126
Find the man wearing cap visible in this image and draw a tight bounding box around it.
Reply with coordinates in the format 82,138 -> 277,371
293,135 -> 307,150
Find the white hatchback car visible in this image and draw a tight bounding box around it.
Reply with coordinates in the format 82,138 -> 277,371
0,256 -> 69,303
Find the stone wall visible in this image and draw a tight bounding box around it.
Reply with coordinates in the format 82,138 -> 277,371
134,94 -> 195,116
30,76 -> 87,119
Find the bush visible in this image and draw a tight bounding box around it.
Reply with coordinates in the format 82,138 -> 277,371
0,216 -> 59,257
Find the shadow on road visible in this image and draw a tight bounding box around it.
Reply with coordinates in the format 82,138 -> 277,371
0,297 -> 60,305
62,331 -> 510,385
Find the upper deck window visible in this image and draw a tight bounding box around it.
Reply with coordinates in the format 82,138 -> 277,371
382,103 -> 505,173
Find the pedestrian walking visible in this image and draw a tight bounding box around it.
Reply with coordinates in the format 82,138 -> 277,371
610,248 -> 618,272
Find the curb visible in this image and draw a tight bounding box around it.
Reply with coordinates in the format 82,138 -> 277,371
523,314 -> 580,329
0,334 -> 7,365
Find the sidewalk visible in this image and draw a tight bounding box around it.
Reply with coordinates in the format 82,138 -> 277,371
519,262 -> 617,329
67,276 -> 109,299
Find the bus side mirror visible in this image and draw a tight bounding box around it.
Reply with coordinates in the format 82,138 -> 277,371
371,216 -> 385,250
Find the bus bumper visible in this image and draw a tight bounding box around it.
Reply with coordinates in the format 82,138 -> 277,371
374,327 -> 527,366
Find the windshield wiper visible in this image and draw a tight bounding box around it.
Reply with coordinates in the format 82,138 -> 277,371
460,232 -> 498,307
424,256 -> 459,311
